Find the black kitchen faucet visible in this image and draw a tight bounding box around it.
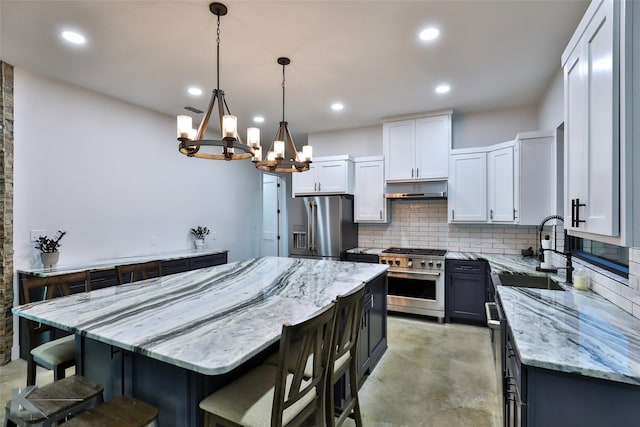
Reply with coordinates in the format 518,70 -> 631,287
537,215 -> 574,284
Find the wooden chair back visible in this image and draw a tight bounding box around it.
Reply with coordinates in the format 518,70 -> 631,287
116,261 -> 162,285
272,303 -> 336,427
326,284 -> 366,427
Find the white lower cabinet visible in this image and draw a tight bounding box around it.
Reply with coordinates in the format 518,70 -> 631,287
354,156 -> 388,223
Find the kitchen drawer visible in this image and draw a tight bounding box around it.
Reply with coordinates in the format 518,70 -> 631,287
189,253 -> 227,270
89,270 -> 119,290
162,258 -> 190,275
345,253 -> 379,264
446,259 -> 487,274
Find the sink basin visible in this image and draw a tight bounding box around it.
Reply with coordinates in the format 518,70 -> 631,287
496,273 -> 565,291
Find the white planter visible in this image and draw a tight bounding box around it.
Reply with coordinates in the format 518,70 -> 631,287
194,238 -> 205,250
40,252 -> 60,268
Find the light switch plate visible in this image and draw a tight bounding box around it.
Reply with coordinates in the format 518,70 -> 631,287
30,229 -> 46,242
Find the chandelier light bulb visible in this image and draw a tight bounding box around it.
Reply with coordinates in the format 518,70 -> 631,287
177,115 -> 193,138
247,127 -> 260,148
222,115 -> 237,139
302,145 -> 313,162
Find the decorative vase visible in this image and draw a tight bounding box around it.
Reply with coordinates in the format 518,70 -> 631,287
40,252 -> 60,268
195,238 -> 205,250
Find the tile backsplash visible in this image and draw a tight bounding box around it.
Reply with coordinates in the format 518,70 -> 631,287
359,200 -> 640,321
358,200 -> 540,254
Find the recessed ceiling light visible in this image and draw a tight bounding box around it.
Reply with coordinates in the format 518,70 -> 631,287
419,27 -> 440,41
188,87 -> 203,96
331,103 -> 344,111
60,30 -> 86,45
253,116 -> 265,123
435,84 -> 450,94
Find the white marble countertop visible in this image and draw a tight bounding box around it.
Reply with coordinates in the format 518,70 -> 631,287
13,256 -> 388,375
17,248 -> 228,277
448,252 -> 640,386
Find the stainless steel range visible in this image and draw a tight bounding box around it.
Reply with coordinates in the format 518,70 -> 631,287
379,247 -> 446,322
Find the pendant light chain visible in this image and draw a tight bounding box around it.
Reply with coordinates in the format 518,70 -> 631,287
282,62 -> 286,122
216,14 -> 221,91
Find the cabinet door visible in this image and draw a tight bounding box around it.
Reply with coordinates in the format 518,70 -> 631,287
584,0 -> 618,236
564,0 -> 619,236
415,115 -> 450,180
488,146 -> 515,223
446,272 -> 487,323
292,163 -> 318,195
383,120 -> 415,182
317,160 -> 347,194
354,160 -> 387,222
449,152 -> 487,222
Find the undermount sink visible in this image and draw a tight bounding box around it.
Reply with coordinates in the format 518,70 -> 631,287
496,273 -> 565,291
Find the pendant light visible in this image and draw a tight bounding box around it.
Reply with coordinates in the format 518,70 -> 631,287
254,57 -> 312,173
176,2 -> 255,161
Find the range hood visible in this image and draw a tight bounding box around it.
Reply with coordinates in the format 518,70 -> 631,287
384,181 -> 448,200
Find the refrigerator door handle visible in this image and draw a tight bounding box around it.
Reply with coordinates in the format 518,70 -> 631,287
308,201 -> 317,252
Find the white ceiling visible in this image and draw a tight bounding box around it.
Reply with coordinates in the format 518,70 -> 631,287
1,0 -> 589,140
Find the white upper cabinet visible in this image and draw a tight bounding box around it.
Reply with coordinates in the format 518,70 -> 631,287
354,156 -> 388,223
383,111 -> 452,182
562,0 -> 619,237
488,144 -> 516,223
449,150 -> 487,222
292,155 -> 354,196
449,131 -> 559,225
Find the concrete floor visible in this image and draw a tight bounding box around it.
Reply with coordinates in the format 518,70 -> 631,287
1,315 -> 501,426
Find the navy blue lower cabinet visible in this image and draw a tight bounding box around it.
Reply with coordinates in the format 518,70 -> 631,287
445,259 -> 489,325
504,324 -> 640,427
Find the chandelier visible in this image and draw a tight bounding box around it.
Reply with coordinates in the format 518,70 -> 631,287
176,2 -> 255,161
253,57 -> 312,173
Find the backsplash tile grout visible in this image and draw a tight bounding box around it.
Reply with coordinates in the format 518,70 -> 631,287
359,200 -> 640,321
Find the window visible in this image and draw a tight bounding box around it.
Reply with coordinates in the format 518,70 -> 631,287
568,236 -> 629,279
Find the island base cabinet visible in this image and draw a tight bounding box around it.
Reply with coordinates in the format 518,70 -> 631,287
76,336 -> 270,427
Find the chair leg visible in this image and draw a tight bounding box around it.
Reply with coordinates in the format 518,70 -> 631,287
26,357 -> 36,386
348,365 -> 363,427
325,376 -> 336,427
54,364 -> 66,381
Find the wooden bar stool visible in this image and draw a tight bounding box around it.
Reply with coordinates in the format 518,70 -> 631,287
3,375 -> 103,427
61,396 -> 158,427
116,261 -> 162,285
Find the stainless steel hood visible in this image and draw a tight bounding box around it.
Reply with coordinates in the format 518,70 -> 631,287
384,181 -> 448,200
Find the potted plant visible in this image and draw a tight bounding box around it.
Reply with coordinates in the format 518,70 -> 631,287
35,230 -> 67,268
190,226 -> 210,249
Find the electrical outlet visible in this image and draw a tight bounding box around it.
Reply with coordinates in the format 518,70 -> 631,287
30,229 -> 45,242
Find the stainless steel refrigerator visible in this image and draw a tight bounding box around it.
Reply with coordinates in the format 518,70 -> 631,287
289,195 -> 358,260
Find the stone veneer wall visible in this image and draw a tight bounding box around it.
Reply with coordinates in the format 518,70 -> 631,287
0,61 -> 14,365
357,199 -> 540,254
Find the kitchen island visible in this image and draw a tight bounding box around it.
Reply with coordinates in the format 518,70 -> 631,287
13,256 -> 388,426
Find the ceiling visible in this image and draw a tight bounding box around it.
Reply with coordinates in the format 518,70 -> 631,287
1,0 -> 589,141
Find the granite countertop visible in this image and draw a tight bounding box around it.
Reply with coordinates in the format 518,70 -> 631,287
448,251 -> 640,386
13,256 -> 388,375
17,248 -> 229,277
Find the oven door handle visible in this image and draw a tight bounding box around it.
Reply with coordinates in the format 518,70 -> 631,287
386,270 -> 441,280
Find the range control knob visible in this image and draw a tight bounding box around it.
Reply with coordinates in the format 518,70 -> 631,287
436,262 -> 442,268
407,260 -> 413,268
420,260 -> 426,267
381,259 -> 387,264
395,259 -> 401,266
428,261 -> 434,267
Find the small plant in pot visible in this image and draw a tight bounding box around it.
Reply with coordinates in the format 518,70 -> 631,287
190,226 -> 210,249
35,230 -> 67,268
